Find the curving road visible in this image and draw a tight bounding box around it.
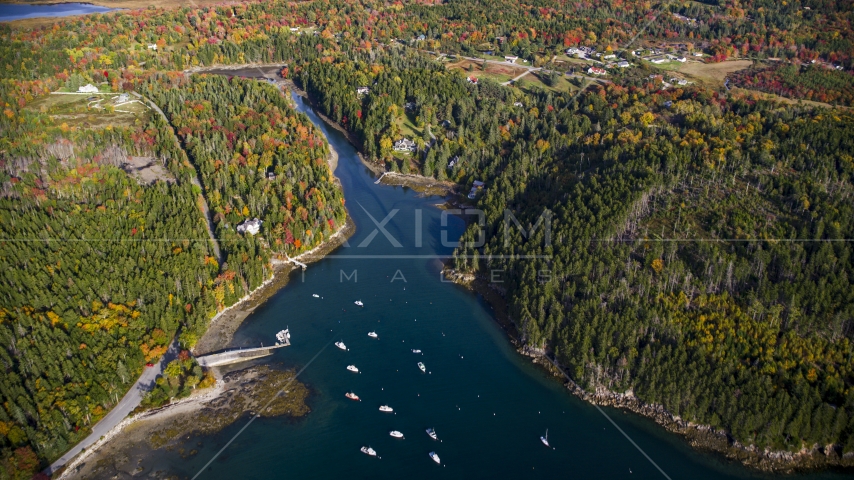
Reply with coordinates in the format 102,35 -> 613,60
46,340 -> 178,476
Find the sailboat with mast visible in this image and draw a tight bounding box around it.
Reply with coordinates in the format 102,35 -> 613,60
540,429 -> 550,447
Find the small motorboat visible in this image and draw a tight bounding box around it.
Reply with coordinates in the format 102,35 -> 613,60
347,365 -> 359,373
312,294 -> 320,298
275,329 -> 289,344
345,392 -> 360,401
411,349 -> 422,354
417,362 -> 426,373
429,451 -> 441,464
426,428 -> 438,440
389,430 -> 404,438
367,331 -> 378,338
360,446 -> 377,457
335,341 -> 347,350
541,429 -> 550,447
354,300 -> 364,307
378,405 -> 393,412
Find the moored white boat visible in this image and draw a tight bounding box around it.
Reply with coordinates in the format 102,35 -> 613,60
275,328 -> 289,344
312,294 -> 320,298
345,392 -> 360,401
347,365 -> 359,373
411,349 -> 421,354
429,451 -> 441,464
361,446 -> 377,456
389,430 -> 404,438
354,300 -> 364,307
417,362 -> 426,373
426,428 -> 438,440
367,331 -> 378,338
335,341 -> 347,350
378,405 -> 393,412
541,429 -> 550,447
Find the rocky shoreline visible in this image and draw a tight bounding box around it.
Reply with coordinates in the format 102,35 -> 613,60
443,267 -> 854,474
64,365 -> 310,479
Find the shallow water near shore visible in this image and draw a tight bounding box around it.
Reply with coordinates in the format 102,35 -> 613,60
135,90 -> 848,480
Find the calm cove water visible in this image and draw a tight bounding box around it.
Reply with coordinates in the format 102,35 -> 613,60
138,86 -> 847,479
0,3 -> 114,22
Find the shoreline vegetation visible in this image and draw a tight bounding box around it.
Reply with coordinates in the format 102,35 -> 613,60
219,67 -> 854,473
443,267 -> 854,474
51,85 -> 355,477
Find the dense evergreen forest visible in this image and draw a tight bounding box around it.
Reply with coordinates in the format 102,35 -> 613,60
291,43 -> 854,453
147,74 -> 346,268
1,0 -> 853,477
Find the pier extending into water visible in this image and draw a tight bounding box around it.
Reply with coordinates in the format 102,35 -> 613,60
196,341 -> 289,367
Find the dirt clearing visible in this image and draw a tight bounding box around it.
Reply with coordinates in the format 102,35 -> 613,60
677,60 -> 753,84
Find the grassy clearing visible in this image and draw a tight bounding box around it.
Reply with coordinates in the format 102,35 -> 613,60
445,58 -> 527,84
515,71 -> 573,93
26,94 -> 150,129
399,113 -> 422,139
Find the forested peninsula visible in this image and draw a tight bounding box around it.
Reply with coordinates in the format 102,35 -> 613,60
1,0 -> 853,477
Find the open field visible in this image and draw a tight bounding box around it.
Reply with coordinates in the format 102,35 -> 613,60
26,93 -> 150,128
676,59 -> 753,84
514,71 -> 574,93
445,58 -> 528,84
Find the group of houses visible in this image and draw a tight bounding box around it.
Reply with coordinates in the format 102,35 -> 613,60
565,46 -> 598,58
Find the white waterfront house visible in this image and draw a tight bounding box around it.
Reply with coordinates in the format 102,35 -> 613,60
237,218 -> 262,235
393,138 -> 417,153
468,180 -> 485,199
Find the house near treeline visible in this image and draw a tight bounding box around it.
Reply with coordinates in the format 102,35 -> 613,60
356,86 -> 370,95
393,138 -> 417,153
78,84 -> 99,93
237,218 -> 262,235
468,180 -> 485,199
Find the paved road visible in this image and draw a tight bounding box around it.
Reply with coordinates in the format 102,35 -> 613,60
47,340 -> 179,475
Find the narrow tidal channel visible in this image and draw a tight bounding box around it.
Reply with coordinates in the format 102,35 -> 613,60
139,81 -> 846,480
